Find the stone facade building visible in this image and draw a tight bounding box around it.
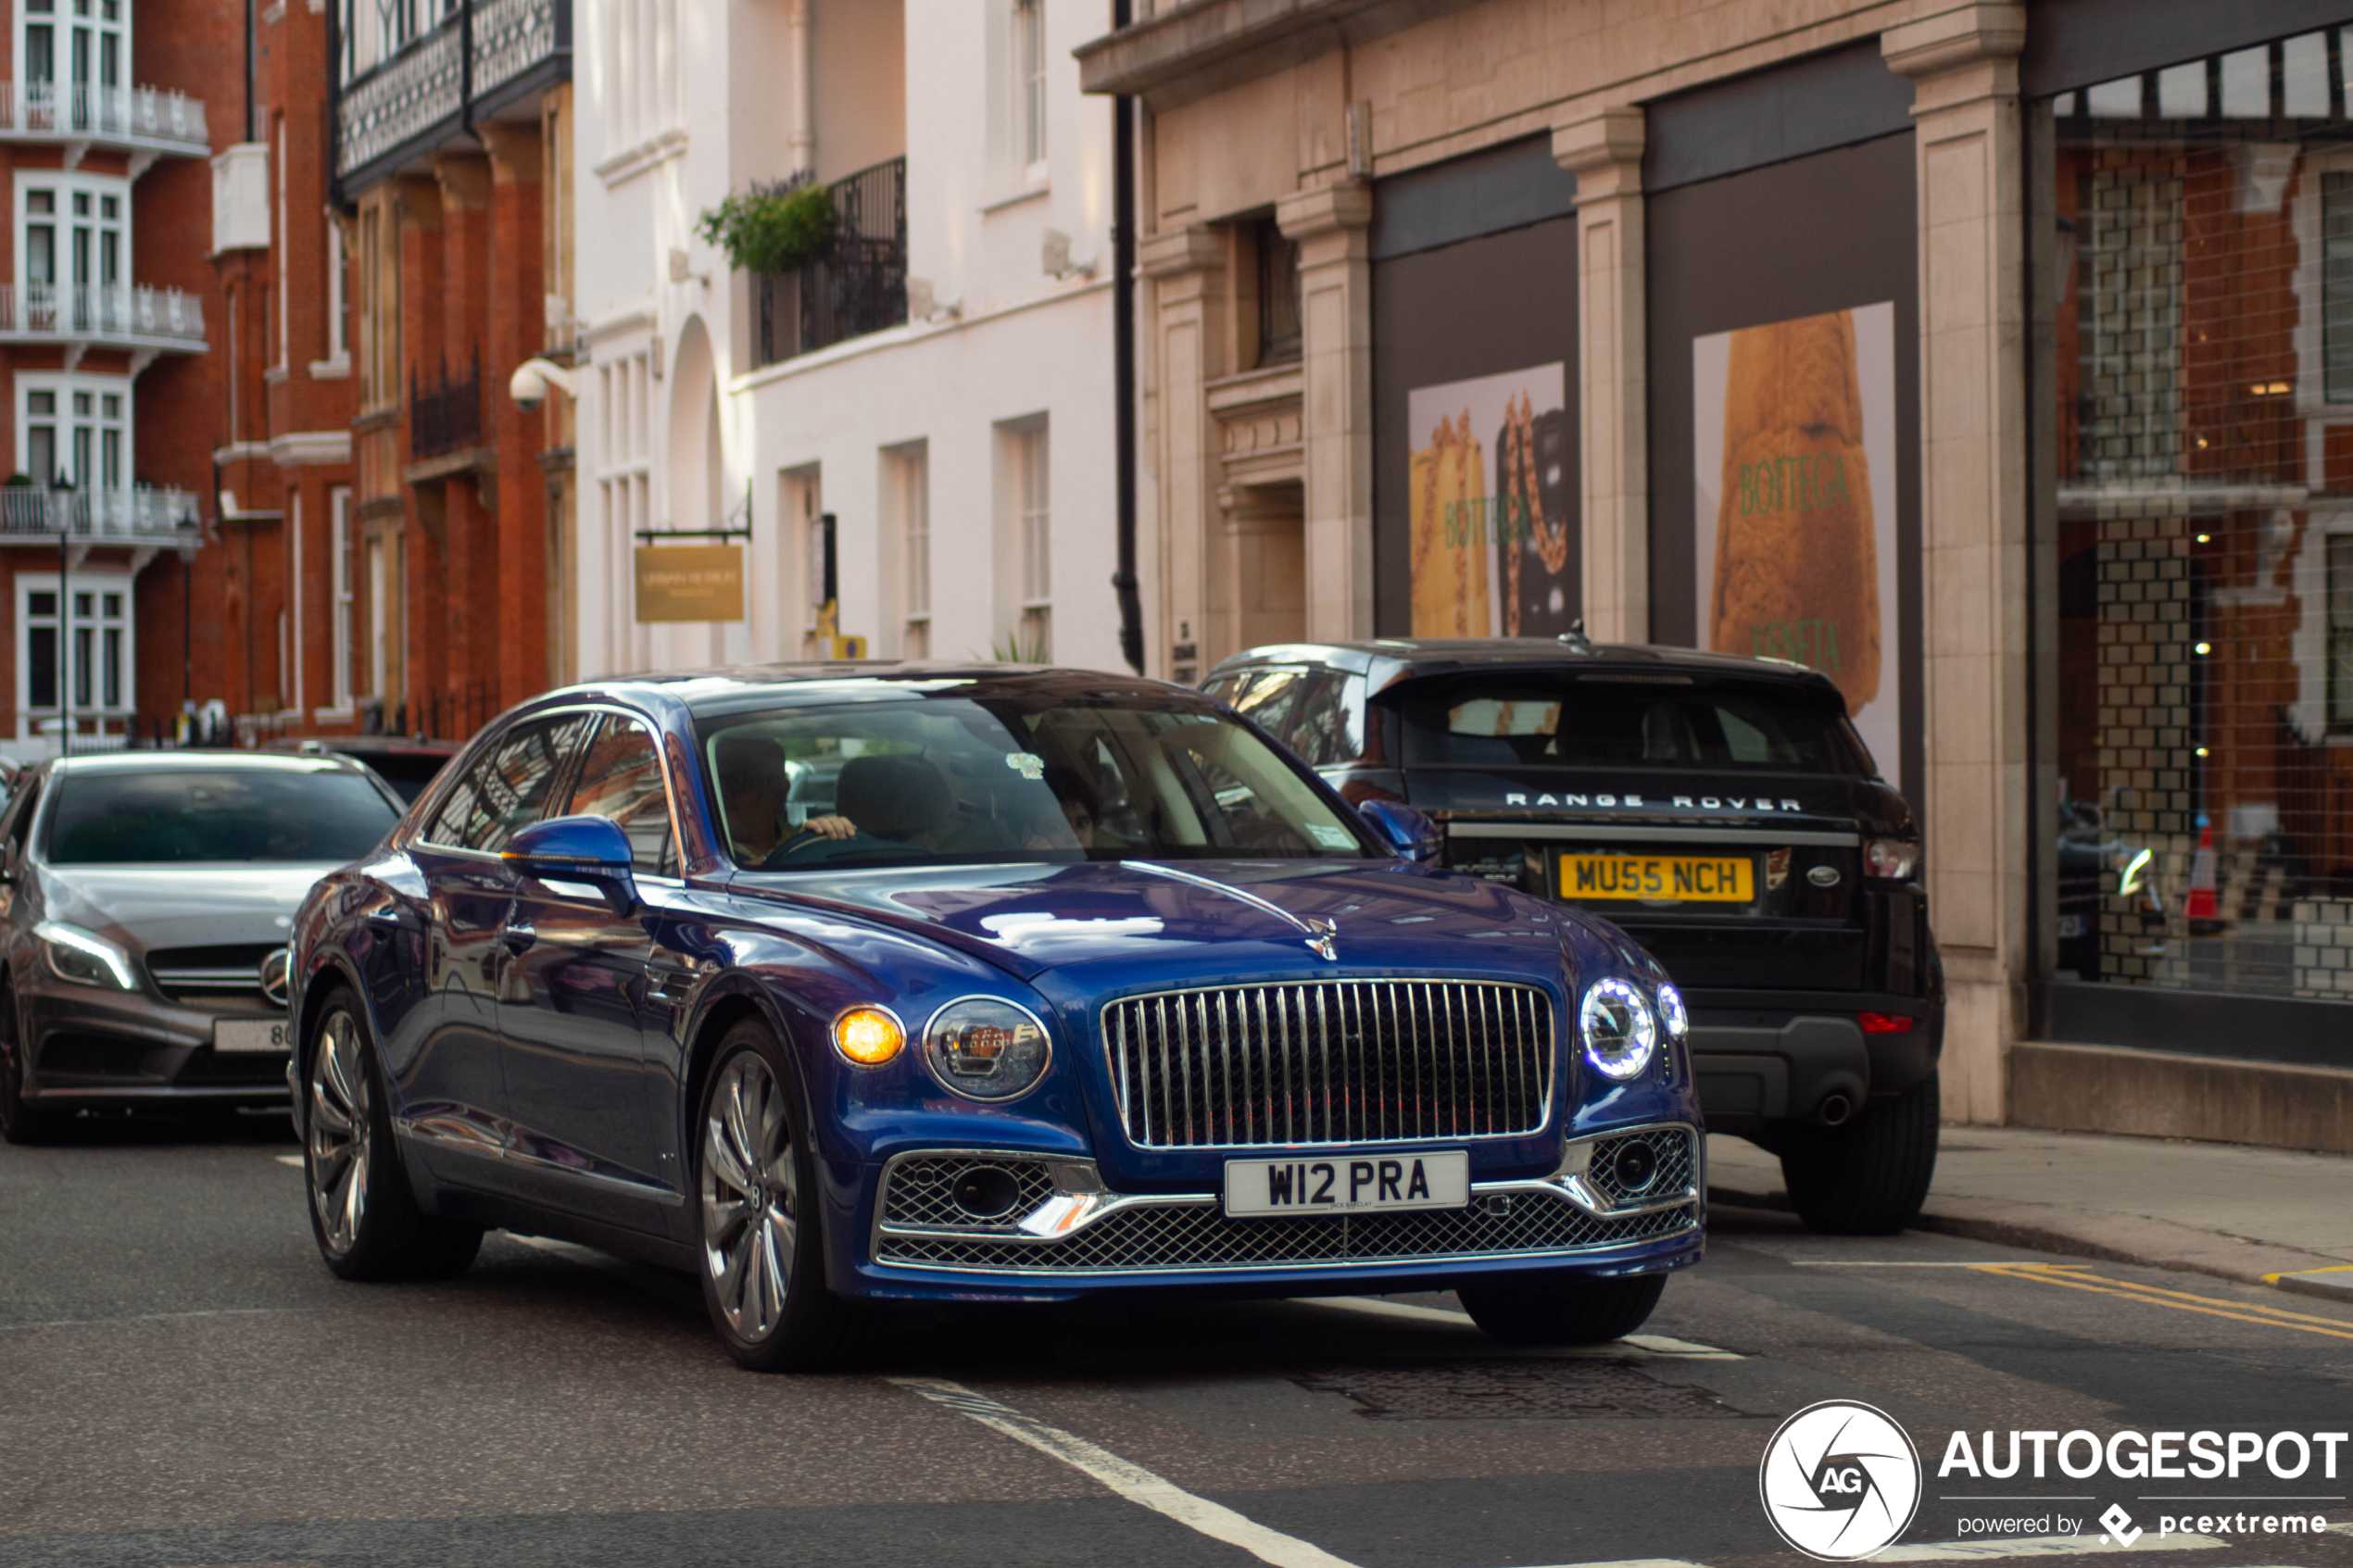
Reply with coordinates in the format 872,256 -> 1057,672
1081,0 -> 2353,1139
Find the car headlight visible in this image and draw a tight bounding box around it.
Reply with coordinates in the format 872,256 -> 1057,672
1655,981 -> 1688,1040
37,922 -> 136,990
920,997 -> 1052,1101
1579,977 -> 1657,1082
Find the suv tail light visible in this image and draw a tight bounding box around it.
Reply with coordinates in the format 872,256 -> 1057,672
1857,1011 -> 1916,1035
1863,837 -> 1919,880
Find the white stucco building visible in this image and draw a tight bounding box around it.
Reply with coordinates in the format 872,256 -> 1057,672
572,0 -> 1124,679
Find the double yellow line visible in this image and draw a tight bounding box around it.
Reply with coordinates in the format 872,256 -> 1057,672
1972,1261 -> 2353,1341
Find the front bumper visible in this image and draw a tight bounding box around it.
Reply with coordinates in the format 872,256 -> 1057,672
22,982 -> 291,1110
846,1123 -> 1703,1301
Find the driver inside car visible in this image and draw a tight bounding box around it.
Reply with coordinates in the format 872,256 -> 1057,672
748,751 -> 953,865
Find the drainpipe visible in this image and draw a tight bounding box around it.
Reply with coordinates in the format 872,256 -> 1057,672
787,0 -> 813,174
1110,0 -> 1143,675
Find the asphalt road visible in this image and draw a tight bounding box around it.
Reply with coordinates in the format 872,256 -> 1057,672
4,1115 -> 2352,1568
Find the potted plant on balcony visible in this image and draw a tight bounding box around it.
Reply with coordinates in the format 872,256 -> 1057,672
696,173 -> 837,275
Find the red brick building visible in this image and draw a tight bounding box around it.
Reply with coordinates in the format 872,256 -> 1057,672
0,0 -> 219,756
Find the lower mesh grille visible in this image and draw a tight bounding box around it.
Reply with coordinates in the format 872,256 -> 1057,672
1584,1126 -> 1699,1208
874,1188 -> 1696,1273
880,1157 -> 1057,1231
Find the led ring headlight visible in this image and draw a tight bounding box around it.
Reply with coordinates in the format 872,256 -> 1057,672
1579,977 -> 1659,1082
919,996 -> 1052,1101
1655,981 -> 1689,1040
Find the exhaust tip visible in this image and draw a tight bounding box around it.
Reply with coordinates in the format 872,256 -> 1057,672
1816,1094 -> 1855,1127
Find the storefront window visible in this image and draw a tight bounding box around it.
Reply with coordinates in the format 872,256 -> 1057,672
2047,30 -> 2353,1005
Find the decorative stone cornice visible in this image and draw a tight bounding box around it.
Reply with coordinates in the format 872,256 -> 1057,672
1881,3 -> 2026,80
1275,181 -> 1371,241
1139,226 -> 1223,279
1553,106 -> 1644,202
1076,0 -> 1484,108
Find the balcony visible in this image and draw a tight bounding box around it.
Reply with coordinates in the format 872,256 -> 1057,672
334,0 -> 571,192
0,82 -> 208,170
0,283 -> 207,360
752,158 -> 909,369
0,485 -> 202,545
410,354 -> 483,458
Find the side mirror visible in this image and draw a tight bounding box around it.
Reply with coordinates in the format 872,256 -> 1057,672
503,814 -> 639,911
1356,799 -> 1442,862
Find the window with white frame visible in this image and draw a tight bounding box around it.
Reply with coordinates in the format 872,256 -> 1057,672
20,0 -> 124,134
597,350 -> 653,637
19,574 -> 132,720
19,373 -> 126,492
888,445 -> 931,657
1013,0 -> 1047,175
324,219 -> 349,365
1015,424 -> 1050,658
19,174 -> 124,333
338,0 -> 451,83
331,488 -> 356,710
609,0 -> 680,149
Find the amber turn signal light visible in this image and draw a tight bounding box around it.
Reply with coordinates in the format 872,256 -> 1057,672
834,1006 -> 906,1065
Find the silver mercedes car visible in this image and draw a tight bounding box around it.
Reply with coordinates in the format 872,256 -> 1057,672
0,751 -> 404,1141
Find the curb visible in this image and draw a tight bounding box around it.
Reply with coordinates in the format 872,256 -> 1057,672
1708,1184 -> 2348,1296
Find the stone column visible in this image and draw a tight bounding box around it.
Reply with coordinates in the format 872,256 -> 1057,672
1554,107 -> 1647,644
1883,3 -> 2031,1124
1277,183 -> 1374,643
1140,227 -> 1223,680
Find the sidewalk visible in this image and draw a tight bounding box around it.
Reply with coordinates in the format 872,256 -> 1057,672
1705,1124 -> 2353,1299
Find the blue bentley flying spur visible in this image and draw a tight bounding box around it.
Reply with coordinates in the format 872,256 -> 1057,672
287,665 -> 1703,1371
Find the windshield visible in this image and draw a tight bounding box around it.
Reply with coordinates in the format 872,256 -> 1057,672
697,694 -> 1374,869
1400,674 -> 1871,774
45,768 -> 402,864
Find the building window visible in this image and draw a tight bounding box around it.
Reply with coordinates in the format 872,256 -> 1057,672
1016,425 -> 1050,658
2326,172 -> 2353,402
325,219 -> 349,364
19,374 -> 127,492
597,350 -> 654,661
1256,217 -> 1302,366
19,575 -> 132,721
1013,0 -> 1046,173
887,445 -> 930,658
331,488 -> 355,709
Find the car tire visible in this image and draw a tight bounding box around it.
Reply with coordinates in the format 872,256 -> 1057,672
303,988 -> 483,1281
1778,1072 -> 1940,1236
694,1019 -> 858,1373
0,983 -> 61,1146
1458,1272 -> 1667,1346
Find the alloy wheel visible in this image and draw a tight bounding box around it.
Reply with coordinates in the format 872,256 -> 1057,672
700,1052 -> 798,1343
308,1011 -> 371,1255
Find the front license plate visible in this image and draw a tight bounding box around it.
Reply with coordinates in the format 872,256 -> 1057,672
1225,1150 -> 1470,1218
1561,852 -> 1753,903
214,1018 -> 291,1054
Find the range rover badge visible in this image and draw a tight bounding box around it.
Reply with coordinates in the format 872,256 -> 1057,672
1806,865 -> 1842,888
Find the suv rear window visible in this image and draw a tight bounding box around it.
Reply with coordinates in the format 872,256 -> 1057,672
1399,674 -> 1871,774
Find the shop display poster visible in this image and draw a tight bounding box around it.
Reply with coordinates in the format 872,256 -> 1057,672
1692,303 -> 1902,788
1406,362 -> 1577,639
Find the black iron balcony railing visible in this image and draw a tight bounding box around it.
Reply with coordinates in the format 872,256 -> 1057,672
411,352 -> 483,458
333,0 -> 570,190
753,157 -> 909,369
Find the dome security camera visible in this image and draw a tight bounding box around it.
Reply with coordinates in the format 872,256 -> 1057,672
508,358 -> 580,412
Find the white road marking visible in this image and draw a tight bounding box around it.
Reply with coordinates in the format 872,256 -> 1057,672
1513,1560 -> 1710,1567
888,1375 -> 1359,1568
273,1154 -> 305,1168
1309,1298 -> 1742,1357
1875,1535 -> 2230,1561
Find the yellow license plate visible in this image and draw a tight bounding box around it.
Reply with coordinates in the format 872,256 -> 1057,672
1560,853 -> 1753,903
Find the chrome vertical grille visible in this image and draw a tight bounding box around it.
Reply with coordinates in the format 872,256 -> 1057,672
1101,980 -> 1554,1148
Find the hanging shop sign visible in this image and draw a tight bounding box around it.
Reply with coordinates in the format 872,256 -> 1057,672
635,544 -> 746,623
1692,303 -> 1902,776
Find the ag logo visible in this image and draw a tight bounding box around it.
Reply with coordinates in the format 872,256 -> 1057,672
1758,1399 -> 1922,1561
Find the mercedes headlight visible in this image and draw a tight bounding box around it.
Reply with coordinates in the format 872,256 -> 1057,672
920,997 -> 1052,1101
1579,977 -> 1657,1082
37,922 -> 136,990
1655,981 -> 1689,1040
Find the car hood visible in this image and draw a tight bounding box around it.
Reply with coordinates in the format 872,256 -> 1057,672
40,862 -> 341,952
726,858 -> 1577,981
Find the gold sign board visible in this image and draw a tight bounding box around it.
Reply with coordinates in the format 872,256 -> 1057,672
635,545 -> 745,623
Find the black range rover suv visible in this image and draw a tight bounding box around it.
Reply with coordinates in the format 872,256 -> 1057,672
1204,636 -> 1943,1235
